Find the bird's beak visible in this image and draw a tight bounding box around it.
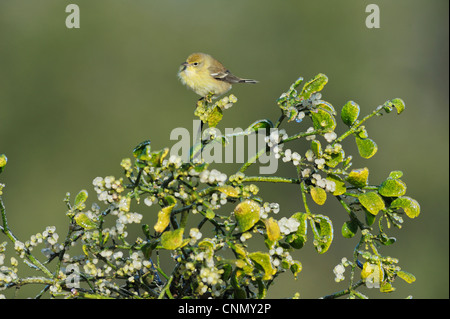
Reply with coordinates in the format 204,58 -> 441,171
180,62 -> 188,71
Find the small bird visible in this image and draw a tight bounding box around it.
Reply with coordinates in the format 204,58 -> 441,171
178,52 -> 258,100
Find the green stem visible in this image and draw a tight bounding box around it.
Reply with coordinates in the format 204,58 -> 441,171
299,180 -> 311,214
335,107 -> 383,144
158,269 -> 176,299
321,280 -> 364,299
275,112 -> 285,128
241,176 -> 300,184
336,195 -> 368,230
281,129 -> 325,144
1,197 -> 54,278
239,144 -> 267,173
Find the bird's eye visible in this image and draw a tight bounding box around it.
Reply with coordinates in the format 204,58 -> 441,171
193,62 -> 199,66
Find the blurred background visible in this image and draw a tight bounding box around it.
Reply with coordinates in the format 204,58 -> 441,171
0,0 -> 448,298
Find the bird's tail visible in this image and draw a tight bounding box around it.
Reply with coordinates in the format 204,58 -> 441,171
239,79 -> 258,84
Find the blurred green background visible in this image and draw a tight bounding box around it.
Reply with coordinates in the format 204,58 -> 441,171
0,0 -> 448,298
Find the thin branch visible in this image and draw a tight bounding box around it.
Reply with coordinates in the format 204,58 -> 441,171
321,280 -> 365,299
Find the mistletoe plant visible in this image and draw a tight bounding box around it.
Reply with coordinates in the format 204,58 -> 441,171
0,74 -> 420,299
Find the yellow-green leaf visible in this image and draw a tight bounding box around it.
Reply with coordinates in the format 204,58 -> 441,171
384,98 -> 405,114
310,186 -> 327,205
310,108 -> 336,131
378,178 -> 407,197
160,228 -> 185,250
154,205 -> 175,233
325,149 -> 345,168
355,137 -> 378,159
326,174 -> 346,195
380,282 -> 395,293
390,196 -> 420,218
217,185 -> 240,198
310,214 -> 333,254
287,212 -> 308,249
290,260 -> 302,278
264,217 -> 281,242
74,212 -> 97,230
299,73 -> 328,100
234,200 -> 261,232
74,190 -> 88,210
341,101 -> 360,126
397,270 -> 416,284
249,252 -> 275,280
359,192 -> 385,215
346,167 -> 369,188
0,154 -> 7,174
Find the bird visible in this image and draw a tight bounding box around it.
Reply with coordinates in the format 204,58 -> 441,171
178,52 -> 258,100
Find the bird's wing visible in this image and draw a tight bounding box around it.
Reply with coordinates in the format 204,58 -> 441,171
209,66 -> 243,84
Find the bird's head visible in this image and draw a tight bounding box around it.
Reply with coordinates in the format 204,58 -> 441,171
180,53 -> 207,72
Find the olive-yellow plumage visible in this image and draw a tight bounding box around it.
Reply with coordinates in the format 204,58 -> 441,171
178,53 -> 257,99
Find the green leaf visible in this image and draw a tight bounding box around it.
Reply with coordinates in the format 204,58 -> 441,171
299,73 -> 328,100
341,101 -> 360,126
249,252 -> 275,280
290,260 -> 302,278
365,210 -> 377,225
246,119 -> 274,132
74,212 -> 98,230
389,170 -> 403,179
397,270 -> 416,284
133,140 -> 152,161
391,98 -> 405,114
142,240 -> 158,259
148,148 -> 170,167
359,191 -> 385,215
310,186 -> 327,205
154,204 -> 175,233
255,278 -> 267,299
310,214 -> 333,254
289,76 -> 304,90
341,220 -> 358,238
317,101 -> 336,116
378,178 -> 407,197
346,167 -> 369,188
383,98 -> 406,114
379,233 -> 396,245
310,108 -> 336,131
355,137 -> 378,159
142,224 -> 151,239
231,269 -> 247,299
326,174 -> 346,195
74,190 -> 88,210
234,200 -> 261,232
390,196 -> 420,218
163,195 -> 177,206
160,228 -> 185,250
287,212 -> 308,249
325,149 -> 345,168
